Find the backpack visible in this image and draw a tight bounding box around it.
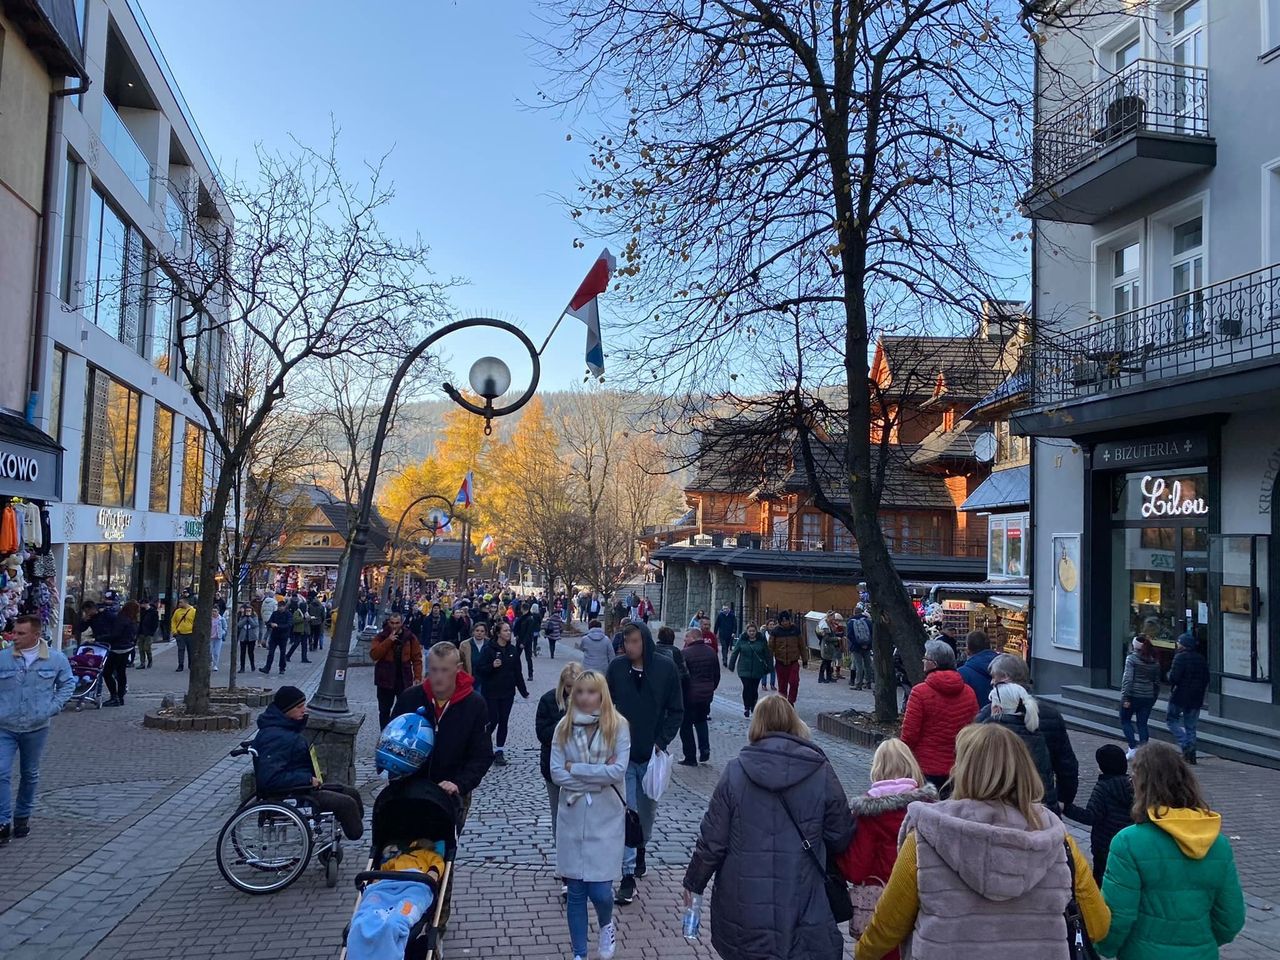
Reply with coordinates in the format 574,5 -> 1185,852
850,616 -> 872,652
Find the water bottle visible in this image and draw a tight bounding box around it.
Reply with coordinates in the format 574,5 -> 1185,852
682,893 -> 703,941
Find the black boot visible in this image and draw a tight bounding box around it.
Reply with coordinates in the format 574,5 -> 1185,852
614,875 -> 636,905
13,818 -> 30,838
0,823 -> 9,845
1185,747 -> 1198,765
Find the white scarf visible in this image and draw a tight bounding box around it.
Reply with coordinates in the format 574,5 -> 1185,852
564,710 -> 611,808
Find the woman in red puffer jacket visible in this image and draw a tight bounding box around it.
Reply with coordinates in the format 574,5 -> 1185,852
837,738 -> 937,960
900,640 -> 978,790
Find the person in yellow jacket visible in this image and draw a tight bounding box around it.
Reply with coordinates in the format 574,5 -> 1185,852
171,596 -> 197,672
855,724 -> 1109,960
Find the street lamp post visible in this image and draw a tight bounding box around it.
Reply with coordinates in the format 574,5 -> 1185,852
382,493 -> 455,613
310,317 -> 540,715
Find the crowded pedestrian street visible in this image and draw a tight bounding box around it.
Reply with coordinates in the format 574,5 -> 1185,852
1,626 -> 1278,960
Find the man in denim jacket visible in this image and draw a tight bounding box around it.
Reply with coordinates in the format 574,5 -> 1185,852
0,615 -> 73,843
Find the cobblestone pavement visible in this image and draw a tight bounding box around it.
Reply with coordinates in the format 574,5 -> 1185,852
0,634 -> 1276,959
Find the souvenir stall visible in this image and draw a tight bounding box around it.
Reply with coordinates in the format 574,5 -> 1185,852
0,413 -> 63,646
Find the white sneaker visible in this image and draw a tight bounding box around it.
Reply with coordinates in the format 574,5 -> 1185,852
1125,748 -> 1137,760
599,920 -> 617,959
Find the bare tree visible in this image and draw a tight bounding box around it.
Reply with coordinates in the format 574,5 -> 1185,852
156,137 -> 450,714
539,0 -> 1042,717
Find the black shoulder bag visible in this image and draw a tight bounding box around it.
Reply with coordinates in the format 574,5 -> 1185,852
779,792 -> 853,923
1063,839 -> 1101,960
609,785 -> 645,847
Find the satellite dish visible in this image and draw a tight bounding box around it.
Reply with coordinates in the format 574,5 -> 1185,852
974,433 -> 998,462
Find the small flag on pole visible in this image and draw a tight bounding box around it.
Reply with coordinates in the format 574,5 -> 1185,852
480,534 -> 495,554
566,249 -> 614,379
455,471 -> 474,509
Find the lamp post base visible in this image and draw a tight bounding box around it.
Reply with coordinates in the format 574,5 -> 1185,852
305,711 -> 366,787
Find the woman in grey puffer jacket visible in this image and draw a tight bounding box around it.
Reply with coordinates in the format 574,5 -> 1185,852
683,695 -> 852,960
1119,636 -> 1161,754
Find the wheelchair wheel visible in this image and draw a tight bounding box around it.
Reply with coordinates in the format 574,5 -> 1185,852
325,855 -> 338,887
216,802 -> 313,894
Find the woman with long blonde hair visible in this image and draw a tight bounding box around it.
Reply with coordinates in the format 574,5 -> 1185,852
855,724 -> 1110,960
550,670 -> 630,960
683,695 -> 852,960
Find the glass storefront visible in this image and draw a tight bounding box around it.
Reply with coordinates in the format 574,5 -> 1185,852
64,542 -> 178,625
1108,467 -> 1209,683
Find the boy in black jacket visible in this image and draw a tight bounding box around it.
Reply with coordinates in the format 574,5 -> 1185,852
1065,743 -> 1134,883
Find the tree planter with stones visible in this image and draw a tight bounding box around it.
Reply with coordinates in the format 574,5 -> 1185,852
817,709 -> 900,750
209,688 -> 273,708
143,703 -> 252,732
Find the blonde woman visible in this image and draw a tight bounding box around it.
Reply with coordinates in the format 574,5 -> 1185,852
836,739 -> 937,959
683,695 -> 852,960
855,724 -> 1110,960
551,670 -> 630,960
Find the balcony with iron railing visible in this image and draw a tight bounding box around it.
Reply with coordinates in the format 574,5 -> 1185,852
674,532 -> 986,559
1030,262 -> 1280,409
1026,59 -> 1215,223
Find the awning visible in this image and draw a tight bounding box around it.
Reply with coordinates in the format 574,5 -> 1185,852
0,411 -> 62,501
960,465 -> 1029,512
990,595 -> 1030,613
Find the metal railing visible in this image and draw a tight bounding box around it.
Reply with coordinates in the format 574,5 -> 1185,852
1032,59 -> 1209,190
1031,262 -> 1280,407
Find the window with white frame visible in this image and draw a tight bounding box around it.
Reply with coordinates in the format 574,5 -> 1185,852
1267,0 -> 1280,55
1266,160 -> 1280,264
1170,1 -> 1206,134
1111,239 -> 1142,318
1171,215 -> 1205,336
988,514 -> 1027,580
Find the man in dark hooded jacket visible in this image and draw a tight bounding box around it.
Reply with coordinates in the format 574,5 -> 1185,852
606,621 -> 683,905
957,629 -> 999,707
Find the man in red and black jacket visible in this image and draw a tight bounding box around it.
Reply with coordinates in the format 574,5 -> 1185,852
392,641 -> 493,936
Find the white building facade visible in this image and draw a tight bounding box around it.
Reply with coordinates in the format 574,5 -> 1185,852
1017,0 -> 1280,743
31,0 -> 225,636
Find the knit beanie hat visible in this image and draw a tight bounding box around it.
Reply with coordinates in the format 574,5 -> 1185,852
1096,743 -> 1128,777
273,686 -> 307,713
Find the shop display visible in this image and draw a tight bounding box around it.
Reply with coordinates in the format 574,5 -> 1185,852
0,498 -> 57,641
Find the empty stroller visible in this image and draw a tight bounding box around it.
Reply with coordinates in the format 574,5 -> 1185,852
341,778 -> 461,960
68,638 -> 109,710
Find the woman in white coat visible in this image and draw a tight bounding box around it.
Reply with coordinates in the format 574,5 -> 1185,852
551,669 -> 630,960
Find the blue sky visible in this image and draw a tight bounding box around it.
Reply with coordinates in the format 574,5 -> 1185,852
142,0 -> 600,391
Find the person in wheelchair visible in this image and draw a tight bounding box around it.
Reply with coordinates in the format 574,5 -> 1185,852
253,686 -> 364,840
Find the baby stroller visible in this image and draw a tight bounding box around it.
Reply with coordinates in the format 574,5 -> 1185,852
341,778 -> 460,960
68,640 -> 109,710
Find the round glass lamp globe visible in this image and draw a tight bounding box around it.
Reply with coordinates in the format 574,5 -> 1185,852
468,356 -> 512,400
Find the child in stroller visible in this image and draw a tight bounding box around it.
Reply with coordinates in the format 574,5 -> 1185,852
344,778 -> 460,960
68,637 -> 109,709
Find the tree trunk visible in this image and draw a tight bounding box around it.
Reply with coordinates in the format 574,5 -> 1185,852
185,476 -> 233,715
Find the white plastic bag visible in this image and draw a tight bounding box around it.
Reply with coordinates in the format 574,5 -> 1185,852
642,746 -> 672,801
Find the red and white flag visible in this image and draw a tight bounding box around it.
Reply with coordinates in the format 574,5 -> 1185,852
565,249 -> 614,379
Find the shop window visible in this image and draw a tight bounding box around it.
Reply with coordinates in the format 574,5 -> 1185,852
988,514 -> 1028,579
150,406 -> 174,512
81,367 -> 140,507
181,421 -> 206,516
1210,535 -> 1270,682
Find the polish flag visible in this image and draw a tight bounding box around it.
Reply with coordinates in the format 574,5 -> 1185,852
566,249 -> 614,379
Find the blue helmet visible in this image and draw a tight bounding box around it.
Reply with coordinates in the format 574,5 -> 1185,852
375,708 -> 435,779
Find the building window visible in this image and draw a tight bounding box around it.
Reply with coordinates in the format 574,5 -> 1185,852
1111,240 -> 1141,317
49,348 -> 66,442
59,156 -> 81,302
995,420 -> 1029,465
300,533 -> 332,548
80,368 -> 140,507
82,186 -> 149,353
799,513 -> 824,547
988,513 -> 1027,579
1266,160 -> 1280,264
181,421 -> 206,515
1171,215 -> 1205,336
1210,535 -> 1270,682
724,500 -> 747,524
833,525 -> 854,551
151,285 -> 177,375
1267,0 -> 1280,55
151,406 -> 174,512
942,408 -> 955,433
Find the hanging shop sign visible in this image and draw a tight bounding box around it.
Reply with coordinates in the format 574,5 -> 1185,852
1139,475 -> 1209,518
0,442 -> 60,501
97,508 -> 133,541
1094,433 -> 1209,469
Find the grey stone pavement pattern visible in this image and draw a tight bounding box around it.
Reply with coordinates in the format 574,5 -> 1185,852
0,629 -> 1276,959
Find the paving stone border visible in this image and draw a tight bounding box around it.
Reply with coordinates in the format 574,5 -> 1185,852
209,687 -> 273,708
142,704 -> 251,731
